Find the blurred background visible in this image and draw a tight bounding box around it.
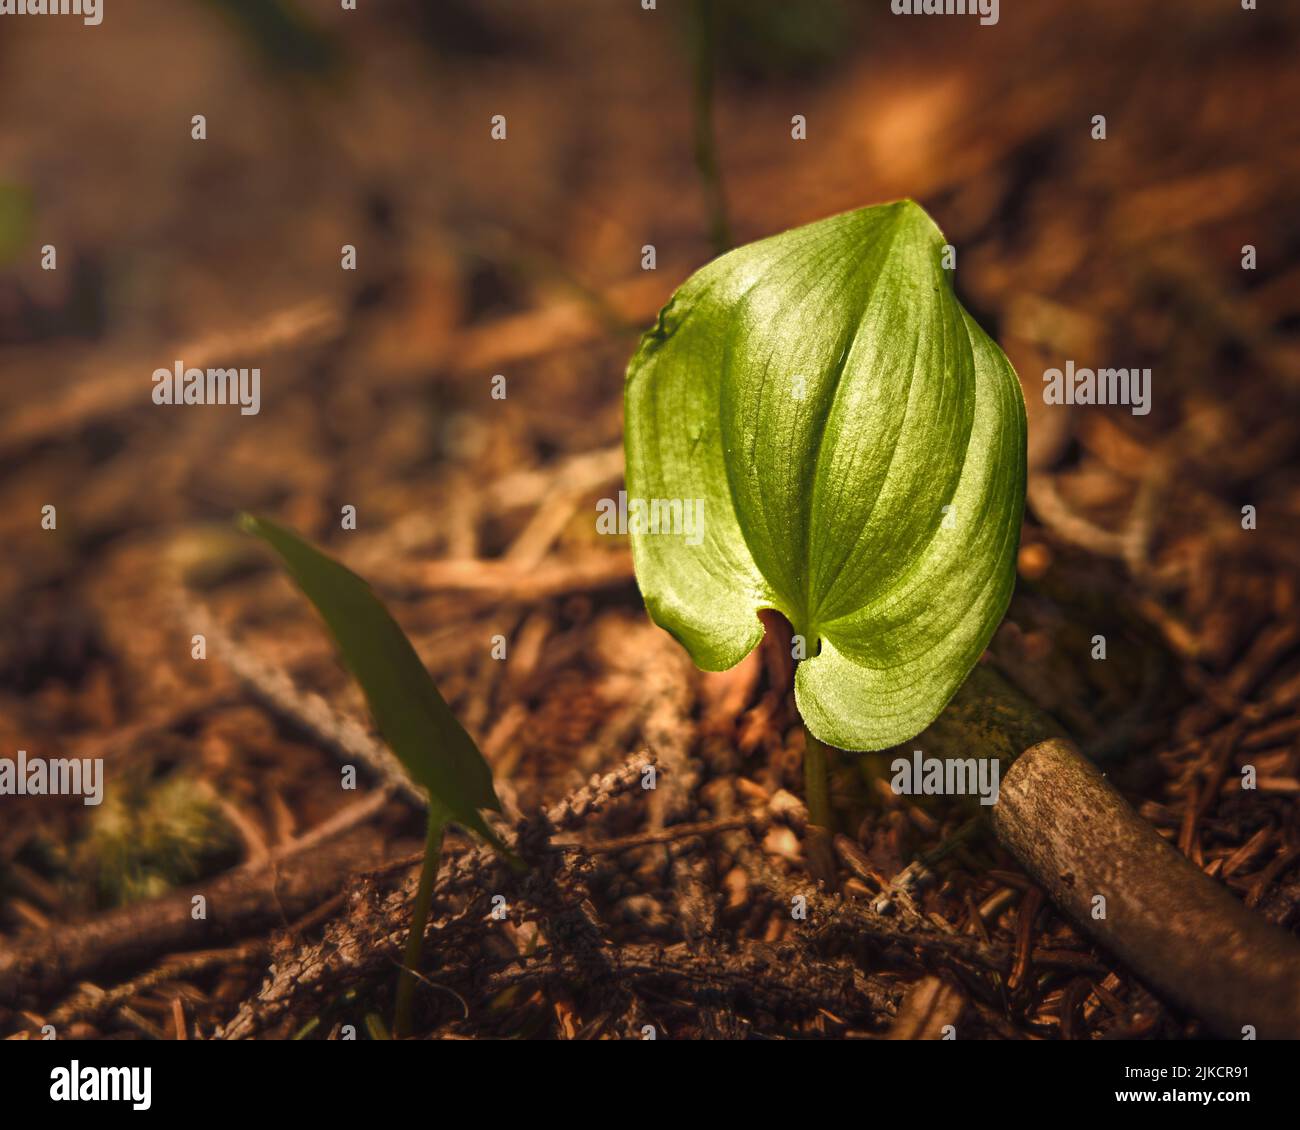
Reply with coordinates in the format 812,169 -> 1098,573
1,0 -> 1299,1040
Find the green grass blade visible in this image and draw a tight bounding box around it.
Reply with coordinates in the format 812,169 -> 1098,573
237,513 -> 504,842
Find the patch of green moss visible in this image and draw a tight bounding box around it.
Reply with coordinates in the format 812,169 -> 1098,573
0,184 -> 34,265
78,773 -> 241,907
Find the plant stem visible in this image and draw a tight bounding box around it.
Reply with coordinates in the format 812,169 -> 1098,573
687,0 -> 731,256
393,812 -> 445,1039
803,724 -> 832,832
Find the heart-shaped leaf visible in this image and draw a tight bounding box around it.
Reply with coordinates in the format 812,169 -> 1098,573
624,200 -> 1026,751
238,514 -> 505,841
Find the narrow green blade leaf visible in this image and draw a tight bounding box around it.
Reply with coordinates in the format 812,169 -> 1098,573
624,200 -> 1026,751
238,513 -> 503,838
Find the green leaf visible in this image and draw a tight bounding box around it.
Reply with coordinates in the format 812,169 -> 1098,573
624,200 -> 1026,751
237,513 -> 505,841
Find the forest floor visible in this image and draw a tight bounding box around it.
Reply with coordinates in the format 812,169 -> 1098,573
1,0 -> 1298,1039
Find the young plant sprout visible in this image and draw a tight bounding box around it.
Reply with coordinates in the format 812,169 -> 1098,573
238,514 -> 517,1039
623,200 -> 1027,832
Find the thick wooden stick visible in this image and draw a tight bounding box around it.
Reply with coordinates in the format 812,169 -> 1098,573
991,738 -> 1300,1039
0,831 -> 385,1010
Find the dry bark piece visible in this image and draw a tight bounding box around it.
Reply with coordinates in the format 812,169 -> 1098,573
991,738 -> 1300,1039
887,975 -> 966,1040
